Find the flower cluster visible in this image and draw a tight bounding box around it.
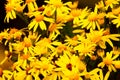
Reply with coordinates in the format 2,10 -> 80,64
1,0 -> 120,80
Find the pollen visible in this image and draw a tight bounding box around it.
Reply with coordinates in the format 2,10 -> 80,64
57,45 -> 67,53
71,9 -> 81,17
35,15 -> 44,22
88,13 -> 98,22
23,37 -> 32,47
103,58 -> 112,65
85,73 -> 90,79
9,28 -> 18,34
5,4 -> 14,12
69,74 -> 79,80
21,54 -> 30,60
92,36 -> 101,43
26,0 -> 35,4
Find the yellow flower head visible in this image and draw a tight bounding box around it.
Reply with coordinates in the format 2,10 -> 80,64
98,51 -> 119,72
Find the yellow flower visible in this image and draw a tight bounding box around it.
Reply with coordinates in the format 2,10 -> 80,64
13,66 -> 34,80
79,6 -> 102,30
62,71 -> 83,80
0,68 -> 13,80
28,11 -> 54,32
80,68 -> 103,80
65,35 -> 80,47
112,46 -> 120,55
34,37 -> 61,56
4,0 -> 25,22
74,38 -> 96,57
66,8 -> 89,27
87,29 -> 120,49
112,14 -> 120,28
25,0 -> 38,12
98,51 -> 119,72
112,7 -> 120,15
48,23 -> 64,40
4,3 -> 16,23
37,57 -> 55,77
55,53 -> 86,72
105,0 -> 120,10
44,0 -> 70,18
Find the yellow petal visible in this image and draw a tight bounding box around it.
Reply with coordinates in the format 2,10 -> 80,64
104,71 -> 110,80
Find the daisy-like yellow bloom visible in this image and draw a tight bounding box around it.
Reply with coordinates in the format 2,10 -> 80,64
105,0 -> 120,10
65,35 -> 80,48
96,0 -> 105,9
13,66 -> 34,80
55,53 -> 86,73
112,14 -> 120,28
86,28 -> 120,49
112,46 -> 120,55
74,38 -> 96,57
45,0 -> 70,15
28,11 -> 54,32
4,2 -> 16,23
25,0 -> 38,12
35,57 -> 55,77
98,51 -> 119,72
4,0 -> 25,23
12,36 -> 35,56
111,7 -> 120,15
61,69 -> 83,80
43,71 -> 63,80
51,44 -> 68,57
34,36 -> 61,56
28,31 -> 41,42
0,68 -> 13,80
98,51 -> 120,80
66,7 -> 89,27
0,29 -> 9,42
13,53 -> 36,69
79,6 -> 103,30
9,28 -> 23,40
80,68 -> 103,80
48,23 -> 64,40
55,53 -> 86,80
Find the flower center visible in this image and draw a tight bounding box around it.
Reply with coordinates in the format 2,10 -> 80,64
57,45 -> 67,53
71,9 -> 81,17
85,73 -> 90,79
26,0 -> 34,4
69,74 -> 79,80
104,58 -> 112,65
35,15 -> 44,22
66,63 -> 72,71
23,37 -> 32,47
5,4 -> 14,12
9,28 -> 18,34
22,54 -> 30,60
88,13 -> 98,22
92,36 -> 101,43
